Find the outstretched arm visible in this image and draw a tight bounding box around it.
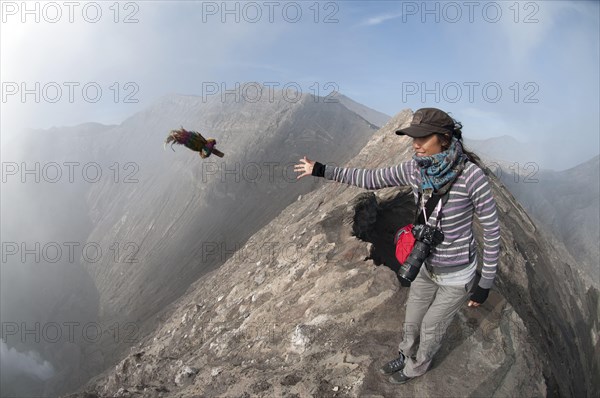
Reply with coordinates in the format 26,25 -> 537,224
294,156 -> 417,190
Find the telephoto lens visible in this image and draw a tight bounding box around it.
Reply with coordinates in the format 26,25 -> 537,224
398,240 -> 432,282
397,224 -> 445,282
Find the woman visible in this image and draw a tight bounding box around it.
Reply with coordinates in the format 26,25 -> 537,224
294,108 -> 500,385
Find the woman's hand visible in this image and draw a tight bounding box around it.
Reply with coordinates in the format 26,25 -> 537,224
467,300 -> 480,307
294,156 -> 315,179
468,286 -> 489,307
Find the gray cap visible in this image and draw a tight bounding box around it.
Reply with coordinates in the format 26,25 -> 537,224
396,108 -> 455,137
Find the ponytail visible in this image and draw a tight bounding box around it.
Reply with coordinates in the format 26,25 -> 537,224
452,120 -> 485,169
436,119 -> 485,170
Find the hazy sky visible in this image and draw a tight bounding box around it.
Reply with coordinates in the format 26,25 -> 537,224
1,0 -> 599,169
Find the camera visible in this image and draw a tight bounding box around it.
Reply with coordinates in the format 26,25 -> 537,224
398,224 -> 445,282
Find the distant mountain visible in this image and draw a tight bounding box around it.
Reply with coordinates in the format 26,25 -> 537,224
82,90 -> 381,327
463,135 -> 599,284
331,92 -> 391,128
497,155 -> 600,283
1,89 -> 381,397
463,135 -> 545,170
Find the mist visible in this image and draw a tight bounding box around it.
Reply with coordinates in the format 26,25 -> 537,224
1,341 -> 55,381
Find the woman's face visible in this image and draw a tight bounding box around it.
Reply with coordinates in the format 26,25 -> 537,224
412,134 -> 443,157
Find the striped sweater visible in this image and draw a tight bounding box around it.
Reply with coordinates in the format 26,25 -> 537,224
323,160 -> 501,289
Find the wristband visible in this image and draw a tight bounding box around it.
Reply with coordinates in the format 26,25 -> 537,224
312,161 -> 326,177
470,285 -> 489,304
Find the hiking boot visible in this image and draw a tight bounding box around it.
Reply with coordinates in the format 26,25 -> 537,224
388,369 -> 414,385
379,353 -> 406,375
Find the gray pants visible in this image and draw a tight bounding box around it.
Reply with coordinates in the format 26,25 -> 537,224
398,266 -> 474,377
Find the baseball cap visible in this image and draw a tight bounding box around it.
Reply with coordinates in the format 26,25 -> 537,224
395,108 -> 456,137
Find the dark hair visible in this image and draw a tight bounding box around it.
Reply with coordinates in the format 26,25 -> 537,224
435,119 -> 484,169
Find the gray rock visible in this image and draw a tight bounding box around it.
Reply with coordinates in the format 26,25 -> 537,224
174,366 -> 198,386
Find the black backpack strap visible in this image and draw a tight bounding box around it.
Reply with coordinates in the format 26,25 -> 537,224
414,190 -> 444,225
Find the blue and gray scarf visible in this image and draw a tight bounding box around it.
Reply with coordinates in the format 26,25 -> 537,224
413,137 -> 468,194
